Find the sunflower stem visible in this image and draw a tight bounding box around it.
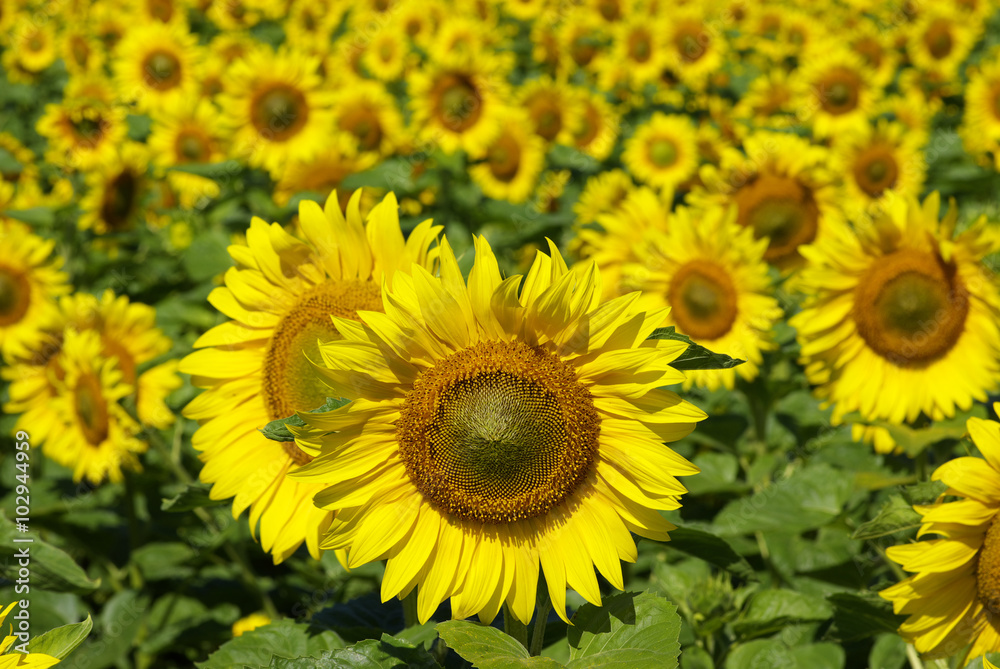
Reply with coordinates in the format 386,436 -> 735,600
529,586 -> 552,656
503,601 -> 529,650
402,589 -> 419,629
904,642 -> 924,669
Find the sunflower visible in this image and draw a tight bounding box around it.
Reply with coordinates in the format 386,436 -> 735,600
692,131 -> 841,271
79,143 -> 150,235
610,15 -> 667,88
469,110 -> 546,204
833,120 -> 927,222
0,227 -> 69,363
557,9 -> 609,75
113,22 -> 202,113
622,113 -> 698,191
148,97 -> 227,208
661,5 -> 727,90
570,88 -> 620,161
849,20 -> 899,89
961,59 -> 1000,168
4,290 -> 181,447
431,15 -> 496,68
284,0 -> 343,56
620,205 -> 783,390
61,28 -> 106,75
882,88 -> 938,145
220,45 -> 334,177
2,20 -> 58,82
44,328 -> 146,485
881,407 -> 1000,660
517,77 -> 581,146
793,45 -> 880,139
0,133 -> 38,187
907,8 -> 979,80
572,169 -> 635,227
271,137 -> 378,207
409,54 -> 510,155
179,191 -> 443,563
0,602 -> 59,668
790,193 -> 1000,449
331,81 -> 404,158
37,89 -> 129,172
361,25 -> 409,82
573,185 -> 671,299
732,69 -> 797,129
288,235 -> 705,625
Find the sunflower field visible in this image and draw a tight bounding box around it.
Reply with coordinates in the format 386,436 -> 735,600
7,0 -> 1000,667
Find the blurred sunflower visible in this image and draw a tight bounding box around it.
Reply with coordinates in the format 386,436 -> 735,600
732,69 -> 797,129
794,45 -> 880,139
961,58 -> 1000,168
517,77 -> 580,146
907,8 -> 978,80
272,137 -> 378,207
113,21 -> 202,113
79,143 -> 150,235
61,28 -> 105,75
179,191 -> 442,563
881,408 -> 1000,659
662,6 -> 726,89
623,113 -> 698,191
46,328 -> 145,485
290,237 -> 705,625
147,97 -> 227,208
791,193 -> 1000,450
834,120 -> 926,220
693,131 -> 840,271
557,9 -> 608,74
1,602 -> 59,668
571,88 -> 620,161
2,20 -> 58,83
331,81 -> 404,158
37,90 -> 128,172
362,25 -> 409,82
220,45 -> 334,177
572,169 -> 634,226
0,227 -> 69,362
610,15 -> 667,87
409,54 -> 510,155
621,205 -> 783,390
469,110 -> 546,204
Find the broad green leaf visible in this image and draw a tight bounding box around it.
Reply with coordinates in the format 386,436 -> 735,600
666,527 -> 756,581
825,593 -> 907,642
851,495 -> 922,540
646,327 -> 744,371
868,634 -> 907,669
567,591 -> 682,669
713,464 -> 853,536
269,634 -> 441,668
168,160 -> 242,179
731,589 -> 832,639
340,157 -> 418,192
684,453 -> 747,496
679,645 -> 713,669
182,229 -> 233,281
66,590 -> 149,669
962,651 -> 1000,669
131,542 -> 197,581
726,639 -> 844,669
197,619 -> 346,668
25,615 -> 92,659
260,397 -> 352,442
436,621 -> 562,669
0,515 -> 99,594
161,484 -> 227,512
2,207 -> 55,226
900,480 -> 948,505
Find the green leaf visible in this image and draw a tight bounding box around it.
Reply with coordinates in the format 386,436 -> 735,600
66,590 -> 149,669
260,397 -> 352,442
168,160 -> 242,179
269,634 -> 441,668
25,615 -> 93,659
197,619 -> 346,668
713,464 -> 853,536
646,327 -> 744,371
566,591 -> 682,669
825,593 -> 907,642
436,621 -> 562,668
2,207 -> 55,226
868,634 -> 907,669
161,483 -> 227,512
726,639 -> 846,669
0,515 -> 99,594
847,415 -> 967,457
851,495 -> 922,540
731,589 -> 833,639
131,542 -> 196,581
340,157 -> 419,192
182,229 -> 233,281
666,527 -> 756,581
962,651 -> 1000,669
900,479 -> 948,505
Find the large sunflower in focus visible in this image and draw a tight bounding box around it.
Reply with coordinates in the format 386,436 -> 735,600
621,205 -> 783,390
881,408 -> 1000,660
0,226 -> 69,362
179,191 -> 442,563
220,45 -> 334,177
290,237 -> 705,624
791,193 -> 1000,446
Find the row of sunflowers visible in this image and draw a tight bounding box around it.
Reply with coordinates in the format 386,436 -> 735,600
5,0 -> 1000,666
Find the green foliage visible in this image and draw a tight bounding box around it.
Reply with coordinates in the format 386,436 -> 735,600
197,620 -> 346,668
25,616 -> 93,659
259,397 -> 352,442
647,327 -> 746,371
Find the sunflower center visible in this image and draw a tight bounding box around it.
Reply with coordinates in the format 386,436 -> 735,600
143,50 -> 181,91
261,279 -> 383,465
735,173 -> 819,264
924,20 -> 953,59
853,249 -> 968,366
978,516 -> 1000,616
100,169 -> 139,231
820,71 -> 860,114
434,75 -> 481,132
649,138 -> 678,167
668,260 -> 738,341
73,117 -> 104,143
71,36 -> 90,65
487,133 -> 522,182
676,27 -> 707,63
177,131 -> 209,162
75,372 -> 110,445
571,34 -> 598,66
598,0 -> 620,20
0,266 -> 31,327
339,108 -> 382,151
630,32 -> 651,62
855,150 -> 899,196
397,340 -> 600,524
251,85 -> 310,141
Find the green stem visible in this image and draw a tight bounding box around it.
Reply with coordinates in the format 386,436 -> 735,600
504,602 -> 529,650
916,451 -> 928,482
402,589 -> 419,629
529,587 -> 552,657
